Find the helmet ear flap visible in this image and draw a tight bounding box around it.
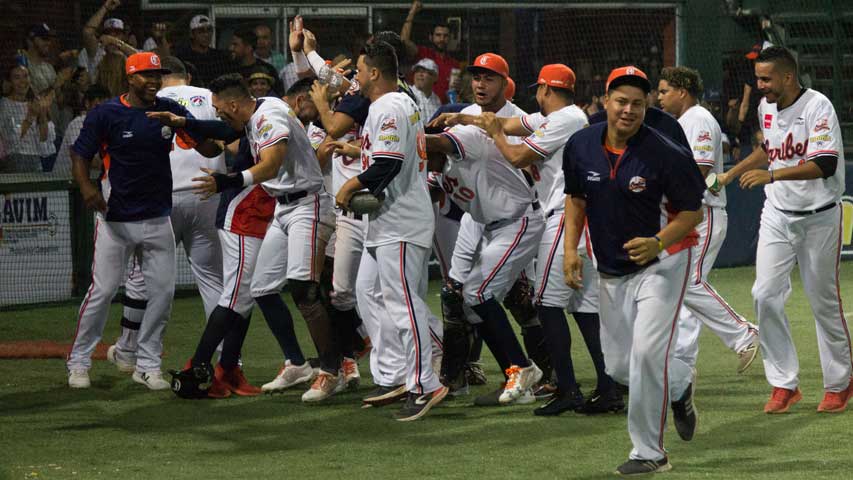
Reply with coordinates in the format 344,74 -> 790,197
169,363 -> 214,399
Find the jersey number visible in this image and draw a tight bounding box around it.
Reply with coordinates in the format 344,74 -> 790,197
441,175 -> 475,203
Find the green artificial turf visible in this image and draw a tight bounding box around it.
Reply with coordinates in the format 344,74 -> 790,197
1,264 -> 852,479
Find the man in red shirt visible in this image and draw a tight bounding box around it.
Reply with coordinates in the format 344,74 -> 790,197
401,0 -> 460,103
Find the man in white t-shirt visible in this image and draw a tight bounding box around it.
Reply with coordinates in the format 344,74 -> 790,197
718,46 -> 851,414
409,58 -> 442,121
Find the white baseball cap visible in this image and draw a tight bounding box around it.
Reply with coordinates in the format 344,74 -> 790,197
103,18 -> 124,31
190,15 -> 213,30
412,58 -> 438,75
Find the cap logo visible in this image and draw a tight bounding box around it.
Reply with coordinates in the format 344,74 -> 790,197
480,56 -> 488,65
626,67 -> 636,75
150,56 -> 160,66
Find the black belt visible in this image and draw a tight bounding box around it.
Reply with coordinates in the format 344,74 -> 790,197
276,191 -> 308,205
532,201 -> 540,211
776,202 -> 837,217
342,209 -> 363,220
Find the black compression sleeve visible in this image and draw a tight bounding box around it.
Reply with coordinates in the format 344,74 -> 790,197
809,154 -> 838,179
356,156 -> 403,196
184,118 -> 243,143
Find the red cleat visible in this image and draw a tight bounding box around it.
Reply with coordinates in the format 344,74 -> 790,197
207,364 -> 232,399
224,365 -> 262,396
817,378 -> 853,413
764,387 -> 802,414
355,336 -> 373,361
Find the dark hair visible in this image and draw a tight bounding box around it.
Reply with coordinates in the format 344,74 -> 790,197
208,73 -> 251,98
84,84 -> 111,102
160,56 -> 187,76
232,26 -> 258,50
432,23 -> 450,33
549,86 -> 575,104
659,66 -> 703,98
360,41 -> 398,79
373,31 -> 406,66
755,45 -> 798,74
286,77 -> 314,97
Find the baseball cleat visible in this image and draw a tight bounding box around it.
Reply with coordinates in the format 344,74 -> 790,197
132,370 -> 171,390
342,357 -> 361,390
534,388 -> 584,416
736,336 -> 760,374
107,345 -> 136,373
533,381 -> 558,400
68,369 -> 91,389
363,384 -> 408,407
817,378 -> 853,413
578,387 -> 625,414
301,371 -> 341,403
221,365 -> 261,396
207,364 -> 232,399
615,457 -> 672,476
394,386 -> 449,421
262,360 -> 314,393
354,336 -> 373,361
671,382 -> 698,441
764,387 -> 802,414
465,362 -> 488,386
499,362 -> 543,404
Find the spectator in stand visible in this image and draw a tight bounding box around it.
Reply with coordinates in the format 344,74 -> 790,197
175,15 -> 233,86
254,24 -> 285,72
54,84 -> 111,175
80,0 -> 137,83
400,0 -> 461,103
409,58 -> 442,121
247,66 -> 275,98
54,67 -> 91,139
0,65 -> 56,173
230,26 -> 284,96
726,42 -> 770,160
142,22 -> 169,52
97,50 -> 130,97
22,24 -> 58,95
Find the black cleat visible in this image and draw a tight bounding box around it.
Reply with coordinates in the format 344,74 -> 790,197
465,362 -> 488,386
578,387 -> 625,414
671,382 -> 697,441
393,386 -> 449,421
615,457 -> 672,476
534,388 -> 584,416
362,384 -> 407,407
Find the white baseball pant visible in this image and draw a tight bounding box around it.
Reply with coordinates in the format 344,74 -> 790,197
432,202 -> 461,281
534,212 -> 599,312
753,201 -> 851,391
330,213 -> 365,311
599,249 -> 693,462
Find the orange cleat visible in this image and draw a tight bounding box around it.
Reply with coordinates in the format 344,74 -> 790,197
817,378 -> 853,413
224,365 -> 262,396
764,387 -> 802,414
207,364 -> 233,399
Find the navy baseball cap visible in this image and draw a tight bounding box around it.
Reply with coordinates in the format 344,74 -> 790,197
29,23 -> 57,38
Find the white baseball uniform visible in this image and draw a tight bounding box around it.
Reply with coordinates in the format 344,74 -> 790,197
248,97 -> 335,297
753,88 -> 850,391
673,104 -> 757,368
361,91 -> 440,395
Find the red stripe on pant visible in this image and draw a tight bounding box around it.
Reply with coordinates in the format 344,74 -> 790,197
228,235 -> 246,310
535,214 -> 565,304
833,206 -> 853,368
69,218 -> 102,360
659,249 -> 692,451
694,206 -> 713,284
309,193 -> 319,281
476,218 -> 528,303
399,242 -> 424,394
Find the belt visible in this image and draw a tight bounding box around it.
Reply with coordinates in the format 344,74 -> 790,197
342,209 -> 363,220
532,201 -> 540,211
276,190 -> 309,205
776,202 -> 837,217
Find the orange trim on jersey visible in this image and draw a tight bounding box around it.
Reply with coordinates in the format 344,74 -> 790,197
175,128 -> 197,149
603,144 -> 627,180
99,142 -> 111,174
663,203 -> 699,254
119,94 -> 131,107
604,144 -> 625,155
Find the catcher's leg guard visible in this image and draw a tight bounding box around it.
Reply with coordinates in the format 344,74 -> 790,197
505,277 -> 552,382
291,280 -> 341,374
439,280 -> 473,390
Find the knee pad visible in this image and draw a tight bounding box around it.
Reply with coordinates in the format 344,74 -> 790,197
290,280 -> 321,308
441,280 -> 466,326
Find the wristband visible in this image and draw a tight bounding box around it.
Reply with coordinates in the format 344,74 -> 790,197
307,51 -> 326,75
291,50 -> 310,73
654,235 -> 664,252
241,169 -> 254,187
769,170 -> 775,183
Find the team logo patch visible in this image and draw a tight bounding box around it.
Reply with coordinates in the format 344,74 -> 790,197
763,113 -> 773,129
190,95 -> 205,107
258,123 -> 273,139
696,130 -> 711,142
310,130 -> 326,140
409,111 -> 420,125
150,55 -> 161,66
378,134 -> 399,144
586,170 -> 601,182
814,117 -> 830,132
255,115 -> 267,130
381,118 -> 397,131
628,176 -> 646,193
161,126 -> 172,139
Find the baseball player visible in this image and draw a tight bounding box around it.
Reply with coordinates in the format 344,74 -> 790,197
717,46 -> 851,413
426,53 -> 546,406
562,66 -> 705,475
468,64 -> 616,416
66,52 -> 222,390
656,66 -> 760,375
107,56 -> 227,378
335,41 -> 448,421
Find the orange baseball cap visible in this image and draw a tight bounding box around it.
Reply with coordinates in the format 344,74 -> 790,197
606,66 -> 650,94
125,52 -> 171,75
745,44 -> 762,60
466,53 -> 509,78
505,77 -> 516,100
529,64 -> 576,91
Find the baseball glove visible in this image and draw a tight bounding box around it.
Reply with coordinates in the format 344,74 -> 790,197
169,363 -> 214,399
348,191 -> 385,215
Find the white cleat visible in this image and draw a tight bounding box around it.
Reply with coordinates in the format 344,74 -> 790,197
107,345 -> 136,373
515,388 -> 536,405
342,357 -> 361,390
68,369 -> 91,389
499,362 -> 543,405
132,370 -> 171,390
301,371 -> 342,402
262,360 -> 314,393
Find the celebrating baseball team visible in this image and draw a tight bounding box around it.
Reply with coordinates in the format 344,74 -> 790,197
61,12 -> 849,476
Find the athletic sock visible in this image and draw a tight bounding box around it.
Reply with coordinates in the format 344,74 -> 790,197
474,322 -> 510,374
192,306 -> 238,366
573,312 -> 613,391
471,298 -> 529,368
220,312 -> 251,369
291,282 -> 341,375
539,305 -> 578,392
255,293 -> 306,366
333,307 -> 359,359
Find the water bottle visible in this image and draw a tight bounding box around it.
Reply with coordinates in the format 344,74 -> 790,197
318,60 -> 343,91
446,89 -> 459,104
446,67 -> 461,103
